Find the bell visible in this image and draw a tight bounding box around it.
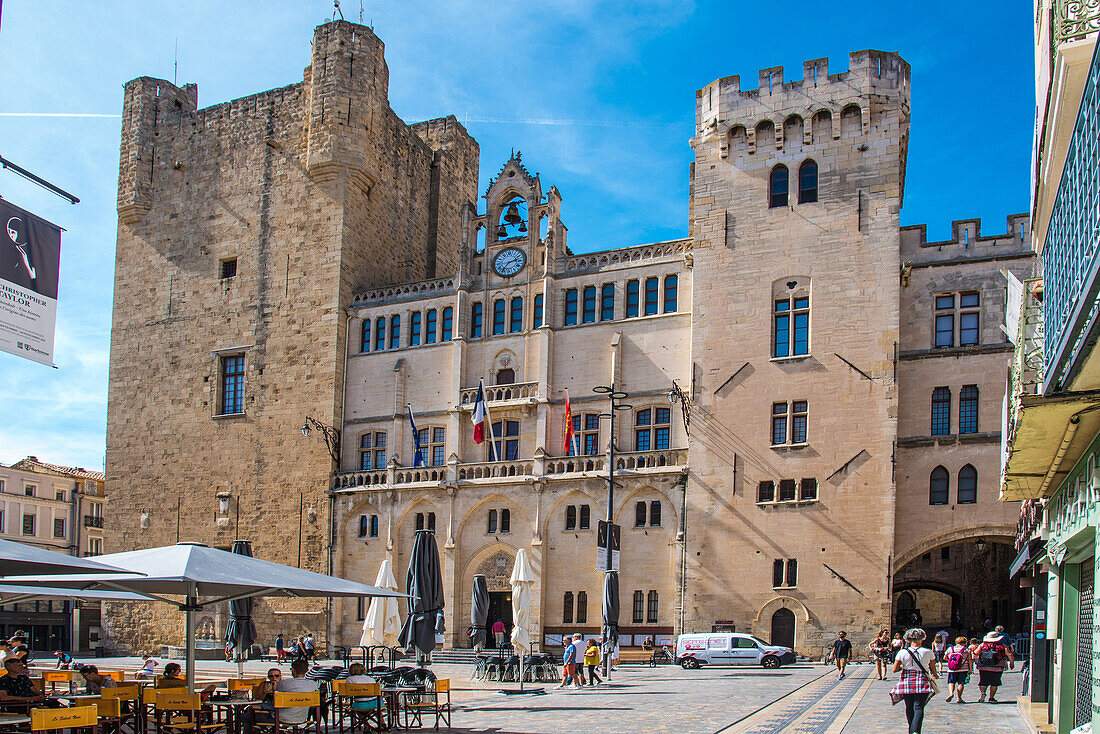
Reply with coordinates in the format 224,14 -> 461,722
518,221 -> 527,233
503,202 -> 522,225
497,224 -> 508,238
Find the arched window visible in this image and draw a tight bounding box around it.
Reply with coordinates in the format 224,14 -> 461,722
632,590 -> 644,623
415,512 -> 424,531
728,125 -> 747,153
798,160 -> 818,204
840,104 -> 862,138
563,592 -> 574,623
647,591 -> 659,623
576,591 -> 587,623
769,165 -> 789,208
389,314 -> 400,349
374,317 -> 386,351
360,320 -> 371,353
425,309 -> 437,344
929,466 -> 949,505
492,299 -> 506,335
495,368 -> 515,385
579,504 -> 590,529
501,509 -> 510,533
635,501 -> 647,527
565,505 -> 577,530
649,501 -> 662,527
487,509 -> 498,534
509,297 -> 523,333
441,307 -> 453,340
409,312 -> 422,346
811,110 -> 833,144
958,464 -> 977,504
427,512 -> 436,531
470,302 -> 483,338
369,515 -> 379,537
755,120 -> 776,150
663,275 -> 678,313
782,115 -> 804,149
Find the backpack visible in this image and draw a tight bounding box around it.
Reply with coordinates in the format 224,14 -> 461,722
946,646 -> 967,671
978,643 -> 1002,667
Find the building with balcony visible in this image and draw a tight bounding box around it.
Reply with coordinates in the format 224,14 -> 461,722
0,457 -> 107,653
999,4 -> 1100,732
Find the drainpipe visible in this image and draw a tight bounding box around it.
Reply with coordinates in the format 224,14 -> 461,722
326,309 -> 353,652
677,470 -> 688,637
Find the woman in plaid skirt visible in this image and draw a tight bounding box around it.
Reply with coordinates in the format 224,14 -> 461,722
891,628 -> 939,733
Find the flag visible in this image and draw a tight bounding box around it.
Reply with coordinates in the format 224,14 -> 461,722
409,405 -> 424,467
472,381 -> 488,444
563,390 -> 576,455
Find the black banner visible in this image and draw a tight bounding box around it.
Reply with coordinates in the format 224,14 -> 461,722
1,198 -> 61,300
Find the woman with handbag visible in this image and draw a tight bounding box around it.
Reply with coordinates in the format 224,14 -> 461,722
890,628 -> 939,734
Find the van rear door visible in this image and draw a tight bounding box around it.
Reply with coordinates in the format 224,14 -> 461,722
707,635 -> 732,664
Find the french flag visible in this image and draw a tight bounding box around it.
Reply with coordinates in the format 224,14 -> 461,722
472,380 -> 488,444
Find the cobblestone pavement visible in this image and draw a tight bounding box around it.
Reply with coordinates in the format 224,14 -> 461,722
90,657 -> 1031,734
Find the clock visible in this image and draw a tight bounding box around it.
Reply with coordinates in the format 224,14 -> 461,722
493,247 -> 526,277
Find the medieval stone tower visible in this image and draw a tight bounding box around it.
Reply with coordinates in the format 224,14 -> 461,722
105,20 -> 478,649
685,52 -> 910,647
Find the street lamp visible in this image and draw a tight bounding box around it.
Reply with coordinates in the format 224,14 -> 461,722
301,416 -> 341,465
593,384 -> 630,678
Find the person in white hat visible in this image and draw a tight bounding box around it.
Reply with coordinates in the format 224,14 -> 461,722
975,630 -> 1014,703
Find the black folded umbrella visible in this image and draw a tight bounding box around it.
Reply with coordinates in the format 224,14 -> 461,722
398,529 -> 445,662
224,540 -> 258,675
602,571 -> 619,675
470,574 -> 489,651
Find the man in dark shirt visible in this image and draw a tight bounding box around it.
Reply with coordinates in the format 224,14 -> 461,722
0,657 -> 46,707
829,631 -> 854,680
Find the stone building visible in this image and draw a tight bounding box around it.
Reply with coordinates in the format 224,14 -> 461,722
105,19 -> 1031,656
0,457 -> 107,651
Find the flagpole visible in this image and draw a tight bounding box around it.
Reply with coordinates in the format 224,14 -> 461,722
482,379 -> 500,461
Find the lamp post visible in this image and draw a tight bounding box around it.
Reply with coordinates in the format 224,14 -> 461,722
593,384 -> 630,679
301,416 -> 341,465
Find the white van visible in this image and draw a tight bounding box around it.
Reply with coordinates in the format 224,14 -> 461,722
675,632 -> 796,669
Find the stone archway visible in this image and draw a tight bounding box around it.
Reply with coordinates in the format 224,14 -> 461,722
752,596 -> 815,651
471,549 -> 515,649
771,608 -> 795,648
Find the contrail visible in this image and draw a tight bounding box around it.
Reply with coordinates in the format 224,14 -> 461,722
0,113 -> 120,118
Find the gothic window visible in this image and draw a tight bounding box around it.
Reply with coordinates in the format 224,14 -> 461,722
773,559 -> 797,588
663,274 -> 678,313
409,312 -> 422,346
579,504 -> 590,529
361,320 -> 371,353
601,283 -> 615,321
564,289 -> 578,326
493,299 -> 506,335
929,466 -> 949,505
774,294 -> 809,357
359,432 -> 386,470
583,286 -> 597,323
632,591 -> 644,623
415,512 -> 436,531
375,317 -> 386,350
501,509 -> 510,533
509,297 -> 523,333
931,387 -> 951,435
958,464 -> 978,504
369,515 -> 379,537
577,591 -> 588,623
533,294 -> 544,328
488,509 -> 498,534
441,307 -> 453,341
798,160 -> 818,204
425,309 -> 437,344
644,277 -> 659,315
769,165 -> 789,208
470,302 -> 483,338
959,385 -> 979,433
647,591 -> 659,623
565,505 -> 577,531
635,501 -> 647,527
626,280 -> 640,317
563,592 -> 574,623
649,501 -> 662,527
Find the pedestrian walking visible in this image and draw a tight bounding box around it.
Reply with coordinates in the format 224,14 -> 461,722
275,634 -> 285,663
943,635 -> 972,703
828,631 -> 853,679
303,632 -> 316,661
869,628 -> 892,680
584,639 -> 602,686
492,620 -> 506,648
890,632 -> 904,661
890,628 -> 938,734
557,634 -> 582,689
976,630 -> 1014,703
931,632 -> 948,662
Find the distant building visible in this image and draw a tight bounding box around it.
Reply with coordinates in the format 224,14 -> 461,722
0,457 -> 107,652
105,19 -> 1032,657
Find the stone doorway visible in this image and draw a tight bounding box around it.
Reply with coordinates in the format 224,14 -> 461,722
771,608 -> 795,648
486,591 -> 514,649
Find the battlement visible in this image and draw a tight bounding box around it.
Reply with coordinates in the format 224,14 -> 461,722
900,214 -> 1032,262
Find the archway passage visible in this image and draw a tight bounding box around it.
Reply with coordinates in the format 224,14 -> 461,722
892,539 -> 1027,637
486,591 -> 513,649
771,608 -> 795,648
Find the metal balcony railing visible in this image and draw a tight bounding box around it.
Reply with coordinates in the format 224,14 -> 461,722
1043,41 -> 1100,389
1054,0 -> 1100,45
83,515 -> 103,528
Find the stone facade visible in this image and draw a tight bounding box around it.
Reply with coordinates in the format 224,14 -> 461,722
105,21 -> 1032,657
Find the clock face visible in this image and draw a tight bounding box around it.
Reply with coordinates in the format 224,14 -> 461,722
493,247 -> 526,277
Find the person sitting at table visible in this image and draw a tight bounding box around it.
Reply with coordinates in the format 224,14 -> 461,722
8,637 -> 29,663
0,657 -> 47,708
252,668 -> 282,705
156,663 -> 188,689
80,665 -> 118,695
136,655 -> 158,679
343,663 -> 382,714
247,659 -> 316,734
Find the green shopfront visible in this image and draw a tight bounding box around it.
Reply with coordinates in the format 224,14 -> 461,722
1046,435 -> 1099,732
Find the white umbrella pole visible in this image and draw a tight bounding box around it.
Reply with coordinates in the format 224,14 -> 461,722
185,599 -> 197,691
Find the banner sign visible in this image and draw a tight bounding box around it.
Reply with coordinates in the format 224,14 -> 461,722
0,199 -> 61,366
596,520 -> 621,572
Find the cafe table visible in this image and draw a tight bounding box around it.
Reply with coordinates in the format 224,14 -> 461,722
379,686 -> 418,731
205,698 -> 260,734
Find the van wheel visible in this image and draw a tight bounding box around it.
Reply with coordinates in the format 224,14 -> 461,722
680,658 -> 700,670
761,655 -> 781,669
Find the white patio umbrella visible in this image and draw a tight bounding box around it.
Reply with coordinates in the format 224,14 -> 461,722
359,559 -> 401,648
5,542 -> 407,689
507,548 -> 541,694
0,538 -> 134,576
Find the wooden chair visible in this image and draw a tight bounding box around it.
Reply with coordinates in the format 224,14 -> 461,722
227,679 -> 263,694
30,705 -> 97,734
251,691 -> 320,734
402,679 -> 450,731
138,688 -> 158,734
103,685 -> 141,734
154,691 -> 221,734
102,671 -> 127,683
41,671 -> 72,693
335,683 -> 383,734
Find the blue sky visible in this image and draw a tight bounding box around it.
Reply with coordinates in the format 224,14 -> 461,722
0,1 -> 1034,470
